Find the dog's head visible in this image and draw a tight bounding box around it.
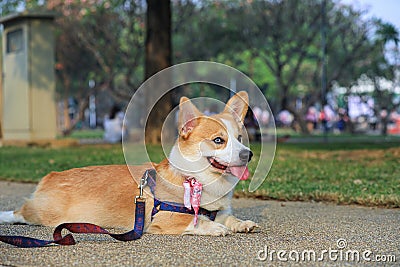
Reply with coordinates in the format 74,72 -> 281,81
169,91 -> 253,184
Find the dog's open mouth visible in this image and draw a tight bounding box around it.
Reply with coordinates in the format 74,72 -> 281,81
207,157 -> 228,171
207,157 -> 250,180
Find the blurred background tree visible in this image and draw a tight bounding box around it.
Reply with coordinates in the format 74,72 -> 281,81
0,0 -> 398,138
373,20 -> 399,135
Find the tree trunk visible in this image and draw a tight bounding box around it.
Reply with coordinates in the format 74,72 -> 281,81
288,107 -> 310,134
296,115 -> 309,134
275,69 -> 288,112
381,116 -> 389,136
63,98 -> 89,136
145,0 -> 172,144
280,95 -> 288,112
62,75 -> 71,133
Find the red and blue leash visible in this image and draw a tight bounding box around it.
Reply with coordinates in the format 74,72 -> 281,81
0,170 -> 150,248
0,200 -> 145,248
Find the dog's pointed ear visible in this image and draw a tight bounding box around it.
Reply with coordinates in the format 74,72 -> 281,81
178,97 -> 201,139
224,91 -> 249,123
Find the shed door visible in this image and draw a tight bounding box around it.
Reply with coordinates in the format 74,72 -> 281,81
3,26 -> 30,132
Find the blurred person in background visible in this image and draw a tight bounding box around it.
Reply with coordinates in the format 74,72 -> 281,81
104,105 -> 125,143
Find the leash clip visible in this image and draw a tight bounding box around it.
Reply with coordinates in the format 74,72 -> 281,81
135,170 -> 148,203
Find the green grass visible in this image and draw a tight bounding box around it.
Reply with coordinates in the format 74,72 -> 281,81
0,144 -> 125,182
241,142 -> 400,208
0,141 -> 399,207
57,129 -> 104,139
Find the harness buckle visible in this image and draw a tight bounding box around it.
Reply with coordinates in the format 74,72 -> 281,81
135,195 -> 146,203
135,170 -> 148,203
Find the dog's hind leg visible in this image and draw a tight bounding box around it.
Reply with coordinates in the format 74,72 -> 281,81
0,203 -> 61,226
0,199 -> 44,225
0,211 -> 27,224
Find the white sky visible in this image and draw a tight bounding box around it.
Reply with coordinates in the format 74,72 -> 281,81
340,0 -> 400,30
339,0 -> 400,94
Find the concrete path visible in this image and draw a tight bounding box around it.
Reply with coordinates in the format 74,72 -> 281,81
0,181 -> 398,266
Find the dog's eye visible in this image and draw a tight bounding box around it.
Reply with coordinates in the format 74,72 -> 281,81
213,137 -> 225,145
238,135 -> 242,142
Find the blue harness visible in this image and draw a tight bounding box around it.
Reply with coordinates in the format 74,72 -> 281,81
144,169 -> 219,221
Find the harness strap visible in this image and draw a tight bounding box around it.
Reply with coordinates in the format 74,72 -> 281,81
152,199 -> 218,221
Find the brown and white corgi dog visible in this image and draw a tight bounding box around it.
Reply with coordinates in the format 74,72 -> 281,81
0,91 -> 258,236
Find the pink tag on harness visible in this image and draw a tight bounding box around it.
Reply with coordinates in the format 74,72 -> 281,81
183,180 -> 192,209
183,178 -> 203,226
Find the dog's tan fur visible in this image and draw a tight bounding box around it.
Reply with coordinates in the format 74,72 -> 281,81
3,92 -> 258,236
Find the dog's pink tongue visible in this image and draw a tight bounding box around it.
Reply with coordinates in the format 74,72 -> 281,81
229,166 -> 250,180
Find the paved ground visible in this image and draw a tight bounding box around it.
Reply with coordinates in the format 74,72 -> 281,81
0,181 -> 398,266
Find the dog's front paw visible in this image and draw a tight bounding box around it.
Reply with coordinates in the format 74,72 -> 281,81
230,219 -> 259,233
183,220 -> 231,236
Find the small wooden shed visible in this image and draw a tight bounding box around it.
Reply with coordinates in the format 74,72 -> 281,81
0,11 -> 57,142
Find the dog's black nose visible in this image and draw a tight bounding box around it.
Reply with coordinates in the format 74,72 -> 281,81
239,150 -> 253,162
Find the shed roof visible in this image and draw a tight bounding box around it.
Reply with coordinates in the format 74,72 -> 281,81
0,11 -> 55,25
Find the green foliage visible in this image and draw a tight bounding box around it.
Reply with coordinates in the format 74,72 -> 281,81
0,0 -> 20,17
215,51 -> 276,99
172,0 -> 397,118
2,0 -> 399,134
376,21 -> 400,46
2,0 -> 395,104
